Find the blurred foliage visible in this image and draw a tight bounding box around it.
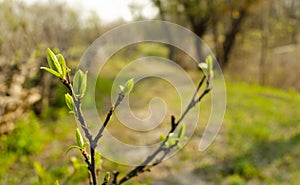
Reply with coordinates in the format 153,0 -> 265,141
0,112 -> 49,180
193,82 -> 300,184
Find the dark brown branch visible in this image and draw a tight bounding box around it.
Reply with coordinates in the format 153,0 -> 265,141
176,75 -> 206,125
118,136 -> 170,184
170,115 -> 176,132
93,93 -> 124,147
93,106 -> 114,148
112,171 -> 119,185
90,147 -> 97,185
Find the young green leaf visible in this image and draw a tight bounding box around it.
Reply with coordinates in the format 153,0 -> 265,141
206,55 -> 214,79
65,93 -> 75,113
76,128 -> 84,148
122,78 -> 134,95
56,54 -> 67,78
54,180 -> 60,185
66,145 -> 82,155
40,67 -> 62,78
177,124 -> 186,140
73,70 -> 88,98
160,134 -> 166,142
198,55 -> 214,81
104,172 -> 111,183
46,48 -> 62,76
46,48 -> 58,72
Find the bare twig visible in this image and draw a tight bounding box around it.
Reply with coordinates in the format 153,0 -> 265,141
116,75 -> 211,184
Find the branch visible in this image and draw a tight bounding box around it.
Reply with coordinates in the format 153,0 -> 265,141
117,75 -> 210,184
62,74 -> 93,142
93,93 -> 125,147
62,75 -> 97,184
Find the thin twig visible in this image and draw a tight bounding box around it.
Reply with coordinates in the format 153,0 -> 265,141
117,75 -> 210,185
112,171 -> 119,185
93,93 -> 124,147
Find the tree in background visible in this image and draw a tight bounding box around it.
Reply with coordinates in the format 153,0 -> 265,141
150,0 -> 261,69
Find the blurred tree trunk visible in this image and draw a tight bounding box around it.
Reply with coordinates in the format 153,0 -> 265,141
181,1 -> 210,62
217,8 -> 247,69
153,0 -> 175,61
151,0 -> 259,70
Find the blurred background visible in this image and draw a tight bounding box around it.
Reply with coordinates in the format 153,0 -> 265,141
0,0 -> 300,184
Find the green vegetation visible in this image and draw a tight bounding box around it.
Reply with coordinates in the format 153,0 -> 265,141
194,82 -> 300,185
1,78 -> 299,184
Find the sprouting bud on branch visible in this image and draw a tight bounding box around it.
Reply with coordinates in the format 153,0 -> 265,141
73,69 -> 88,98
119,78 -> 134,96
198,55 -> 214,81
40,48 -> 70,80
66,128 -> 88,155
65,93 -> 75,114
76,128 -> 85,149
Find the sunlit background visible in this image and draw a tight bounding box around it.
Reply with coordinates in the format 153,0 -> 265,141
1,0 -> 300,184
24,0 -> 158,23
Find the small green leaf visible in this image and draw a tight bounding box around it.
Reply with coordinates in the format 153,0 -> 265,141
65,93 -> 75,113
177,124 -> 185,139
66,145 -> 82,155
199,55 -> 214,80
54,180 -> 60,185
56,54 -> 67,78
47,48 -> 62,75
76,128 -> 84,148
205,55 -> 214,79
73,70 -> 88,98
177,124 -> 186,139
40,67 -> 61,78
122,78 -> 134,95
104,172 -> 111,182
46,48 -> 58,71
160,134 -> 166,142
